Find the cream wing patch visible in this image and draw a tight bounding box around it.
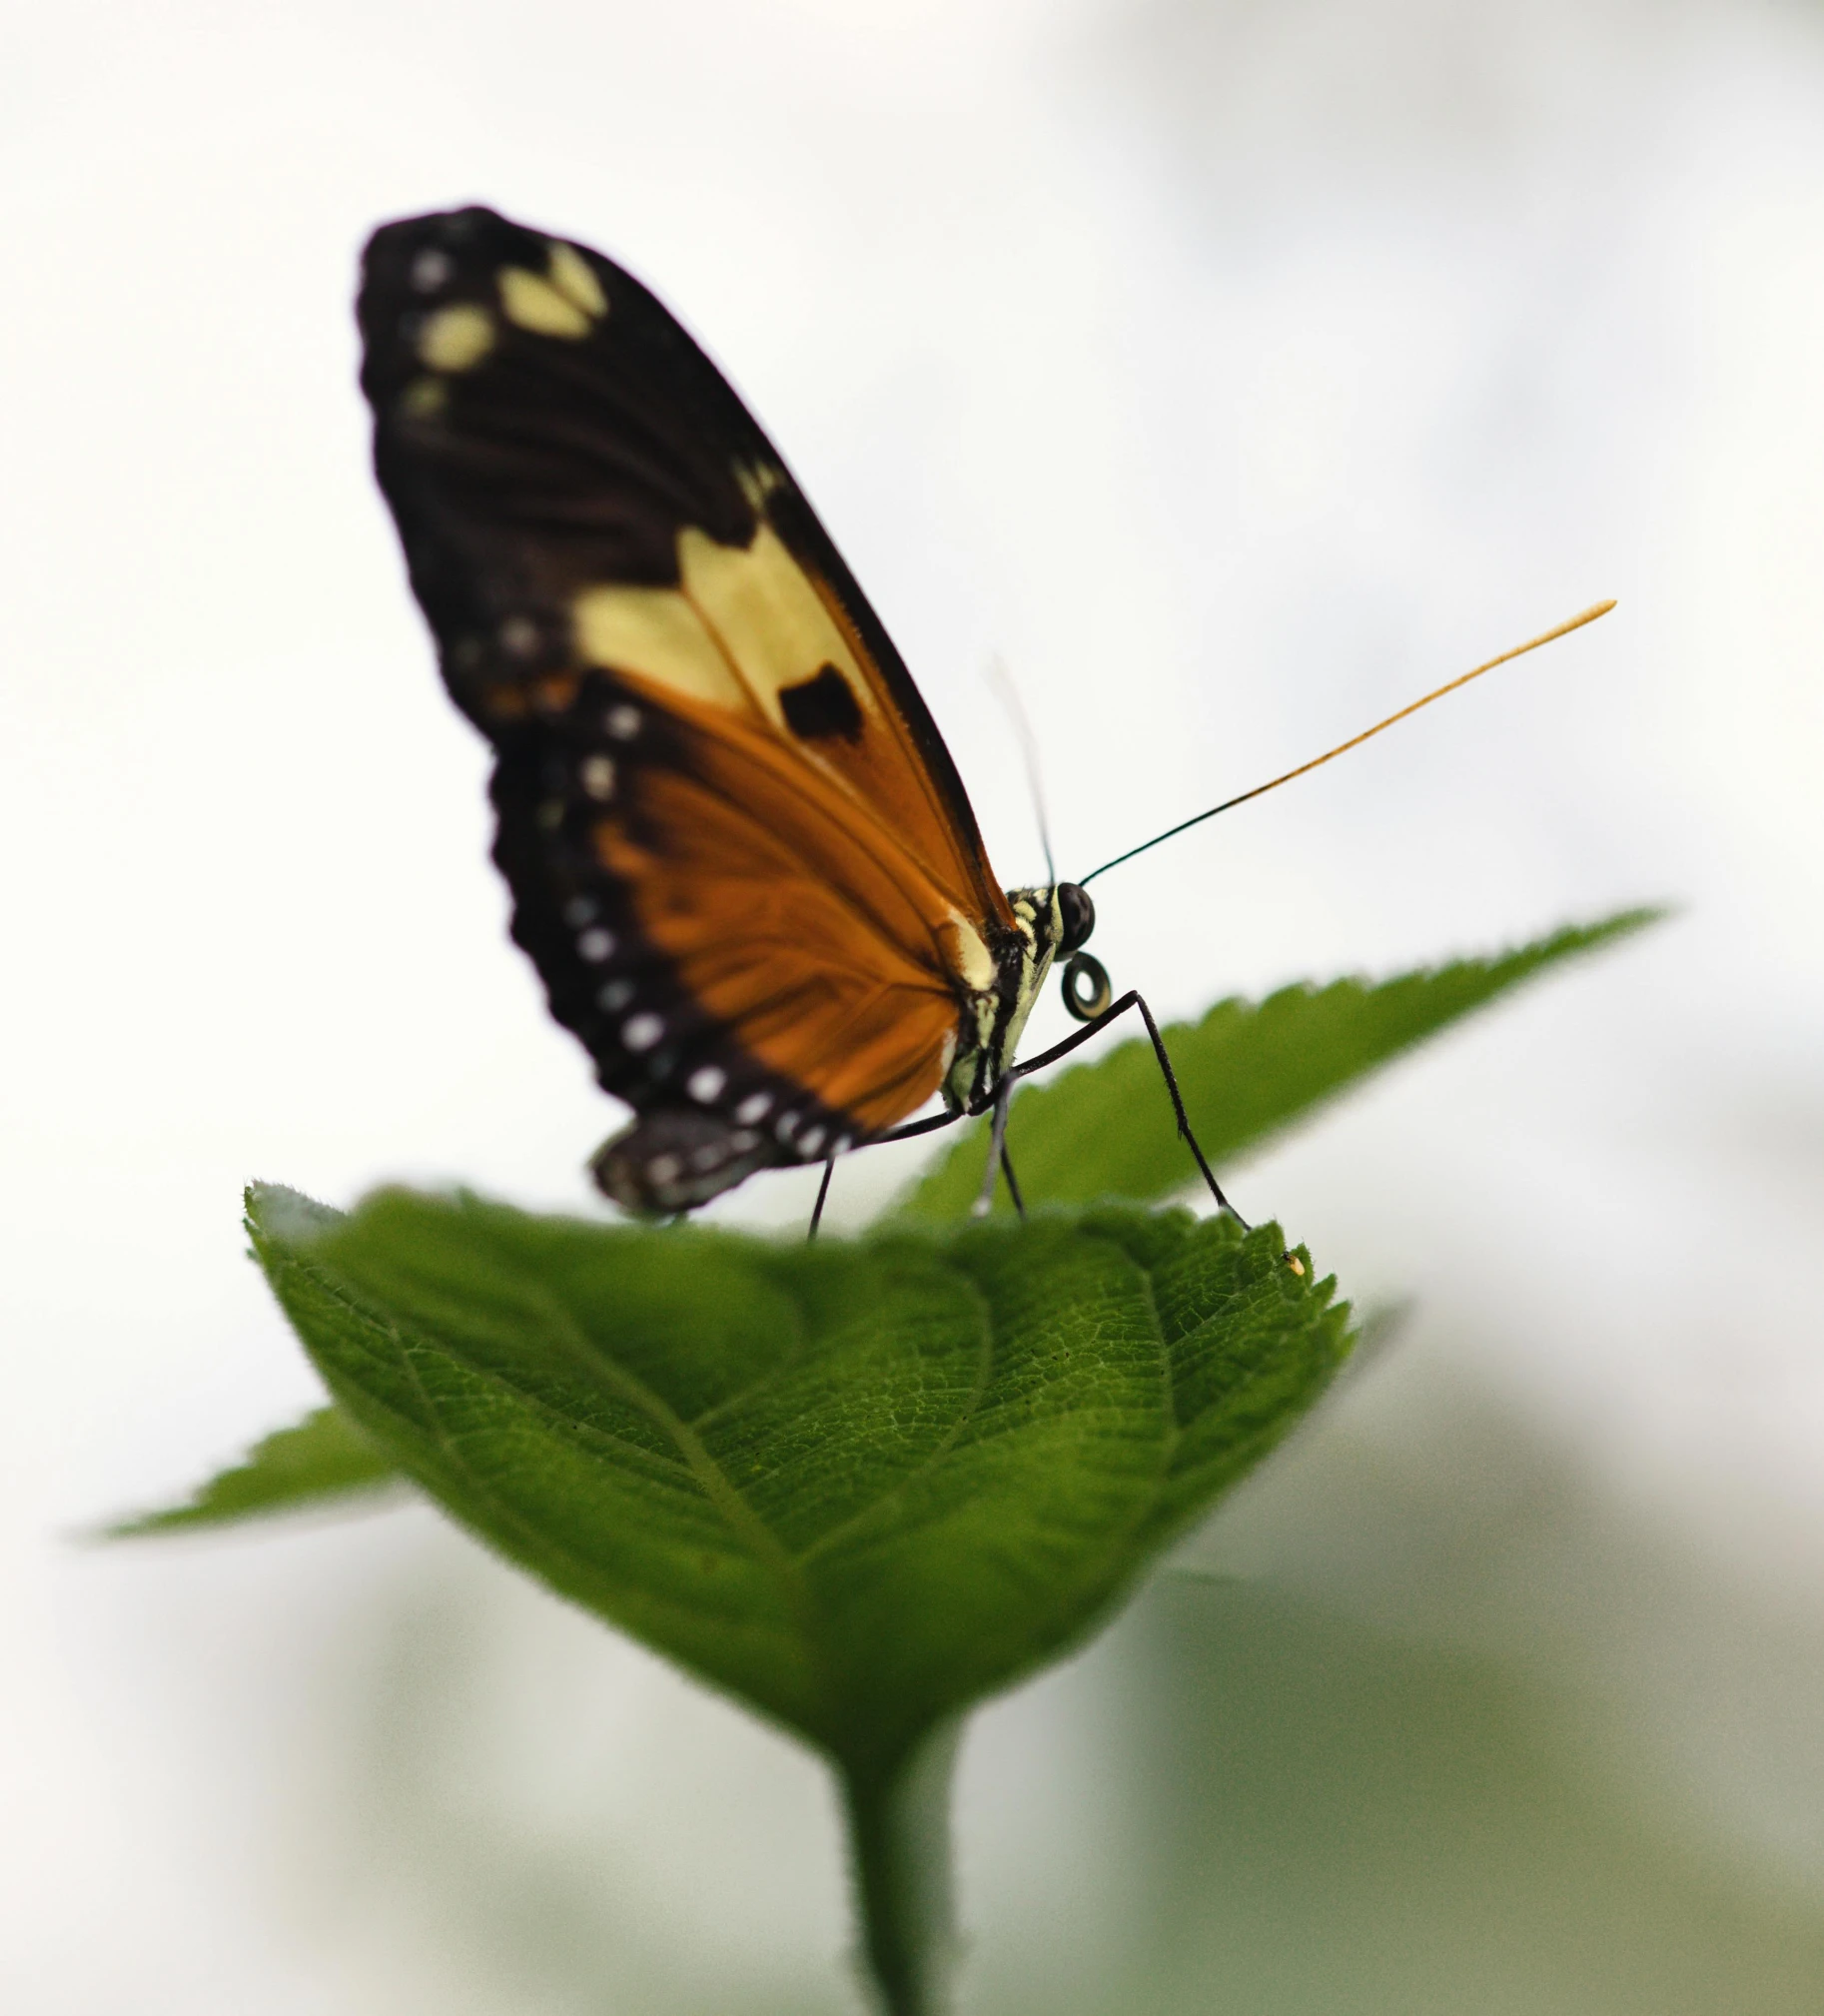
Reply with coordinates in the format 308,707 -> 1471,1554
418,304 -> 495,372
546,242 -> 607,318
678,525 -> 880,735
571,584 -> 752,713
568,512 -> 881,749
944,913 -> 995,992
499,267 -> 592,339
498,242 -> 610,340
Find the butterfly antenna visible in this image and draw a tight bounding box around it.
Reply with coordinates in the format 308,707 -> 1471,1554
1080,600 -> 1615,886
985,655 -> 1057,888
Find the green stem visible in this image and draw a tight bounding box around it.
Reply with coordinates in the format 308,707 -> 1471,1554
841,1722 -> 962,2016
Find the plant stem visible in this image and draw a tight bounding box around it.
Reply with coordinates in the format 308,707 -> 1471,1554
841,1722 -> 962,2016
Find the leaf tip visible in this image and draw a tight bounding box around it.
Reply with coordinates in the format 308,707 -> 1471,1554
245,1182 -> 344,1247
93,1405 -> 401,1541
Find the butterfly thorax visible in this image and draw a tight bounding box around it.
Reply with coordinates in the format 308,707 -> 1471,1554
941,884 -> 1070,1116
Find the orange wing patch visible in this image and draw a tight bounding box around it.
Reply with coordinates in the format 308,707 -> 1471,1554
592,691 -> 972,1132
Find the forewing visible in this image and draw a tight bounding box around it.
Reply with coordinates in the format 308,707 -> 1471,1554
357,205 -> 1013,933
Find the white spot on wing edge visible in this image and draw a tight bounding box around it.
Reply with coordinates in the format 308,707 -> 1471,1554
411,248 -> 454,292
622,1013 -> 663,1051
687,1066 -> 726,1103
499,613 -> 539,656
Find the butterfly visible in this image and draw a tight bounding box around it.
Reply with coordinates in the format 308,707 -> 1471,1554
355,204 -> 1161,1219
357,206 -> 1604,1223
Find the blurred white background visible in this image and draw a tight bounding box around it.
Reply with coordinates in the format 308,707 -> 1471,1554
6,0 -> 1824,2008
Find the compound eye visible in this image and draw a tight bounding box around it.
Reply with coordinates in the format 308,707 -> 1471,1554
1055,881 -> 1096,955
1061,951 -> 1113,1023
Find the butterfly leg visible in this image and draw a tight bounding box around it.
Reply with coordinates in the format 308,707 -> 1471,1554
972,1078 -> 1018,1218
1130,996 -> 1249,1229
1008,991 -> 1249,1228
875,1108 -> 966,1145
808,1157 -> 836,1241
999,1142 -> 1027,1219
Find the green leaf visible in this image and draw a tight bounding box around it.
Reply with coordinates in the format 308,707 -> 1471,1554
105,1403 -> 401,1536
896,907 -> 1663,1221
246,1183 -> 1352,1776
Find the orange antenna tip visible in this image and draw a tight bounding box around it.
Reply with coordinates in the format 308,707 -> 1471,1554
1082,597 -> 1617,885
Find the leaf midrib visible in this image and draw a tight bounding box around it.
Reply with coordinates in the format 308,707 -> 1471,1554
792,1258 -> 997,1569
424,1264 -> 812,1604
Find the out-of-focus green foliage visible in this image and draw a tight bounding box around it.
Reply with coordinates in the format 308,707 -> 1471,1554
244,1185 -> 1351,1778
896,909 -> 1661,1221
293,1389 -> 1824,2016
106,1401 -> 398,1535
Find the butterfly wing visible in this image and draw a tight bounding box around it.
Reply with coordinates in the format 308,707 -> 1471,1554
357,206 -> 1015,1209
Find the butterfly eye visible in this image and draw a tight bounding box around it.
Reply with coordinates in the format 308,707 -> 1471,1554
1060,951 -> 1113,1023
1055,881 -> 1095,954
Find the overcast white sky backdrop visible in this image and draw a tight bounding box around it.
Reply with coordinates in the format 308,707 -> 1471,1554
8,1 -> 1824,2009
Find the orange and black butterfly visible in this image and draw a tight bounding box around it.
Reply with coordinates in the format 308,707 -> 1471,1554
356,204 -> 1183,1219
358,206 -> 1603,1221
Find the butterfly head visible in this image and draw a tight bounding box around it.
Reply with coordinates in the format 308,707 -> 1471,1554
1053,881 -> 1096,956
943,880 -> 1110,1113
1003,880 -> 1093,956
998,878 -> 1113,1036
